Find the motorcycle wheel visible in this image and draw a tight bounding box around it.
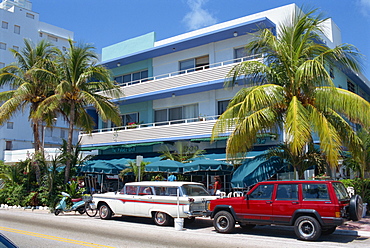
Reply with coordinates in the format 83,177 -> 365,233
54,209 -> 61,216
77,207 -> 86,215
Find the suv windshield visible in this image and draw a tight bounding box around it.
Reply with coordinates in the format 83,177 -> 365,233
182,184 -> 210,197
332,182 -> 349,201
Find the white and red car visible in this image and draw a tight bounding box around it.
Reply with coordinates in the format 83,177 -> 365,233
92,181 -> 217,225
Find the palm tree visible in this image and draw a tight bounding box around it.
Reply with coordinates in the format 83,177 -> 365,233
261,142 -> 328,179
119,160 -> 150,182
343,129 -> 370,178
36,40 -> 123,183
159,141 -> 205,162
0,39 -> 57,183
212,8 -> 370,174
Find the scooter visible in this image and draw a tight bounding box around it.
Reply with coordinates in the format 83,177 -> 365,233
54,192 -> 86,216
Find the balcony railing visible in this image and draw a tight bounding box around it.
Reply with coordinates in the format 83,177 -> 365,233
116,54 -> 262,87
80,115 -> 220,135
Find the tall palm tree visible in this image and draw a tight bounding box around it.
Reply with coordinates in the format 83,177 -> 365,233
212,8 -> 370,173
0,39 -> 57,183
37,40 -> 123,183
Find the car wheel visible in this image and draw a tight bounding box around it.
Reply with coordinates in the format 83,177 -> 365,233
349,195 -> 363,221
54,209 -> 61,216
153,212 -> 172,226
99,204 -> 112,220
213,211 -> 235,233
239,223 -> 256,230
294,216 -> 321,241
321,226 -> 336,235
77,206 -> 85,215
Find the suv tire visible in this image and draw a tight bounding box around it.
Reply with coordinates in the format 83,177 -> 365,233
349,195 -> 363,221
213,211 -> 235,233
294,216 -> 321,241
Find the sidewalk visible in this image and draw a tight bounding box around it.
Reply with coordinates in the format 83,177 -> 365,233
337,216 -> 370,237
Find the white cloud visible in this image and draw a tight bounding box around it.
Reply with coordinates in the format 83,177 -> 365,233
183,0 -> 217,30
358,0 -> 370,16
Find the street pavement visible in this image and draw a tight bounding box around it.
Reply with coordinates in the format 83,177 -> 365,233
2,206 -> 370,238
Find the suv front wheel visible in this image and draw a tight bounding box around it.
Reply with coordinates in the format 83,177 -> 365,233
213,211 -> 235,233
294,216 -> 321,241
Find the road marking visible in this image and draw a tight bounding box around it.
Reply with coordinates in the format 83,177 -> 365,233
0,226 -> 115,248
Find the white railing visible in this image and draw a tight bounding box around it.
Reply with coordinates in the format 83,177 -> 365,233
80,115 -> 220,135
116,54 -> 262,87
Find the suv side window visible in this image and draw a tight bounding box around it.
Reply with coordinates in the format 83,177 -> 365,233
302,184 -> 329,200
249,184 -> 274,200
276,184 -> 298,200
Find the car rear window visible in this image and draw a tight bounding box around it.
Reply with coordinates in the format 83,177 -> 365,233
181,184 -> 210,197
332,182 -> 349,201
302,184 -> 329,200
276,184 -> 298,200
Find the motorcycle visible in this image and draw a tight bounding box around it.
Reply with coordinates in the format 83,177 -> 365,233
54,192 -> 86,216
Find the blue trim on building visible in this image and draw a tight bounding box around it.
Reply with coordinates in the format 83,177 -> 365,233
103,18 -> 275,69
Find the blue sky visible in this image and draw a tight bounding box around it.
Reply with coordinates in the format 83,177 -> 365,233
32,0 -> 370,77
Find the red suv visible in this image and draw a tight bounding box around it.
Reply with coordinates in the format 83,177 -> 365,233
208,180 -> 363,241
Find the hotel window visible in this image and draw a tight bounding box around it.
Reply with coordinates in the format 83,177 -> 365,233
26,13 -> 34,19
179,55 -> 209,74
234,47 -> 247,60
7,122 -> 13,129
121,113 -> 139,126
2,21 -> 8,29
39,32 -> 43,37
114,69 -> 148,85
234,47 -> 261,61
12,46 -> 19,52
5,141 -> 12,150
14,25 -> 20,34
60,129 -> 66,139
45,127 -> 52,137
48,35 -> 58,42
347,80 -> 355,93
0,43 -> 6,50
0,62 -> 5,68
62,46 -> 67,52
154,104 -> 199,123
218,100 -> 230,115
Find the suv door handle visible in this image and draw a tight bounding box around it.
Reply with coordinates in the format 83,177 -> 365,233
324,202 -> 332,204
292,201 -> 299,204
266,201 -> 272,204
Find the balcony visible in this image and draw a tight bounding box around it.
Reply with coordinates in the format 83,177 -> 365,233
100,55 -> 262,101
79,116 -> 226,147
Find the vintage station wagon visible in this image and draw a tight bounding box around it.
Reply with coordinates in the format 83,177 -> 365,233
92,181 -> 217,225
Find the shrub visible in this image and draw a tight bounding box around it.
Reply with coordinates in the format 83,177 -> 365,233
341,178 -> 370,206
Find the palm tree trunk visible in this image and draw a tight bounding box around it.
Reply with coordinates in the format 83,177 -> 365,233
32,121 -> 42,184
64,103 -> 75,183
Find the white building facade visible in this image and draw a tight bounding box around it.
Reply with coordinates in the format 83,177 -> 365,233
79,4 -> 370,171
0,0 -> 76,162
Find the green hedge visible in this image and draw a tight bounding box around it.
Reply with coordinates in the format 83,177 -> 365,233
341,178 -> 370,206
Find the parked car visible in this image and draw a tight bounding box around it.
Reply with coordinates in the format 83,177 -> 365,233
207,180 -> 363,241
92,181 -> 217,225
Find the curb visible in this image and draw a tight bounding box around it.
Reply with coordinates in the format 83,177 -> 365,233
335,229 -> 370,237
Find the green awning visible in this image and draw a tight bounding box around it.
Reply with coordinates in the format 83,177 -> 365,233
80,141 -> 164,151
231,157 -> 285,188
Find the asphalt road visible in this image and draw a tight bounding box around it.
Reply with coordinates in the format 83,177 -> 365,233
0,209 -> 369,248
